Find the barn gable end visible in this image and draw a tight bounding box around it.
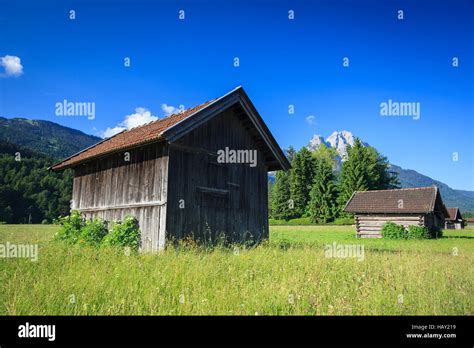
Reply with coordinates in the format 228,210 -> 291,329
166,106 -> 270,244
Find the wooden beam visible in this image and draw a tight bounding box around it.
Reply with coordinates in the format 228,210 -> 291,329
356,216 -> 421,221
79,200 -> 166,212
196,186 -> 229,197
170,143 -> 217,157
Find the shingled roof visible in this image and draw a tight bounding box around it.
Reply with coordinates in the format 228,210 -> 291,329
50,86 -> 290,171
50,100 -> 214,170
344,186 -> 449,217
446,207 -> 462,221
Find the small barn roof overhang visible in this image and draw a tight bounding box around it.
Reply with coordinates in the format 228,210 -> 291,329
50,86 -> 290,172
343,186 -> 450,218
446,207 -> 463,221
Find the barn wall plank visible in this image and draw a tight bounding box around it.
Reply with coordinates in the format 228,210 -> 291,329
72,142 -> 169,251
355,213 -> 424,237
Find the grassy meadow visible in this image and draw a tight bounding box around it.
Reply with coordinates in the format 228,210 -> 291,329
0,224 -> 473,315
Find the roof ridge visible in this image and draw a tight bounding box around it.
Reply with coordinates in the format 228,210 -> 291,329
355,186 -> 436,194
111,99 -> 216,136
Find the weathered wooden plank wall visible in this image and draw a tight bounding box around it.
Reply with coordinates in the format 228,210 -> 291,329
355,214 -> 424,238
72,142 -> 169,251
166,107 -> 269,244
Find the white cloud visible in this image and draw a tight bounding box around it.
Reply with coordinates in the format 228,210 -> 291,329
102,126 -> 126,138
122,107 -> 158,129
161,103 -> 180,116
101,103 -> 184,139
101,107 -> 158,138
0,55 -> 24,77
306,115 -> 316,125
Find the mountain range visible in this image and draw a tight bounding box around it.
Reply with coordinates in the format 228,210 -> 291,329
0,117 -> 472,212
0,117 -> 101,159
307,131 -> 474,212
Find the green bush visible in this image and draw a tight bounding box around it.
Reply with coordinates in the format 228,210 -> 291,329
381,222 -> 406,239
406,225 -> 429,239
80,218 -> 108,246
55,210 -> 85,244
55,212 -> 141,249
102,216 -> 141,250
381,222 -> 443,240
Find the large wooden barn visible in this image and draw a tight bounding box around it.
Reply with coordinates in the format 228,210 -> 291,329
51,87 -> 290,251
343,186 -> 449,238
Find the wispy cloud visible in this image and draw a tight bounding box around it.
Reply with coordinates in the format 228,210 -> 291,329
305,115 -> 316,125
0,55 -> 24,77
161,103 -> 180,116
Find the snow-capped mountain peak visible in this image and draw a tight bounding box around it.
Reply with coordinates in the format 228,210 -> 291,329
308,134 -> 325,150
326,130 -> 355,159
307,130 -> 358,159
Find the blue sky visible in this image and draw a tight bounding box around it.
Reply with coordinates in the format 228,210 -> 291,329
1,0 -> 473,190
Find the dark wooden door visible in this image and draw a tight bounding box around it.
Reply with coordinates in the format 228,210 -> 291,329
195,155 -> 230,244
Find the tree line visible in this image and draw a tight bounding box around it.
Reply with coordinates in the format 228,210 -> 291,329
269,139 -> 399,223
0,141 -> 73,224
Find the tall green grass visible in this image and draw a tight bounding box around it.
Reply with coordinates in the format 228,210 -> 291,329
0,224 -> 473,315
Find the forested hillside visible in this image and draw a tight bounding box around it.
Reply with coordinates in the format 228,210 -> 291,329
0,141 -> 73,223
0,117 -> 100,159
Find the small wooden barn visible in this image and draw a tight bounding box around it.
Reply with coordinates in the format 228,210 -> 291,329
51,87 -> 290,251
343,186 -> 449,238
445,207 -> 464,229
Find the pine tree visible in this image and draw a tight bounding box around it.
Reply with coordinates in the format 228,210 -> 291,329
337,138 -> 400,213
271,170 -> 292,220
289,147 -> 315,218
308,157 -> 338,223
365,147 -> 399,189
286,146 -> 297,163
311,142 -> 337,169
268,180 -> 275,218
337,139 -> 369,212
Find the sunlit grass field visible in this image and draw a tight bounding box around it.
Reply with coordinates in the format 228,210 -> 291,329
0,224 -> 473,315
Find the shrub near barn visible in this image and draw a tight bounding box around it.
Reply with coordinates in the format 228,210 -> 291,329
381,222 -> 441,240
55,211 -> 141,250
